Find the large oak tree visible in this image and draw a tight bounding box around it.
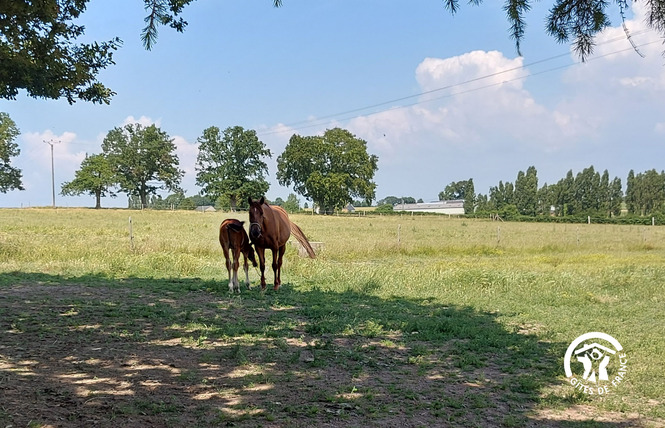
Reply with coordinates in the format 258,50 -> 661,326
102,123 -> 183,208
195,126 -> 271,211
277,128 -> 378,213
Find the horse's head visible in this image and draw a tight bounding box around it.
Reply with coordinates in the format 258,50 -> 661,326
247,196 -> 266,241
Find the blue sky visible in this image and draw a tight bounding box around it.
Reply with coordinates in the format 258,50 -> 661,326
1,0 -> 663,208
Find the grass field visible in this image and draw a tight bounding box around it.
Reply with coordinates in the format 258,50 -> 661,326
0,208 -> 664,427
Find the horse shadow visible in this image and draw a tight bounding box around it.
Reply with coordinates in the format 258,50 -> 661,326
0,272 -> 645,427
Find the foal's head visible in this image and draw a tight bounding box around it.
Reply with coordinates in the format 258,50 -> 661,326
247,196 -> 266,241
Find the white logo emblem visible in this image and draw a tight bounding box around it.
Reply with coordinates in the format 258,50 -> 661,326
564,332 -> 627,395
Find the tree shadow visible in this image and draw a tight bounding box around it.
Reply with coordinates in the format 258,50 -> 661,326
0,272 -> 647,427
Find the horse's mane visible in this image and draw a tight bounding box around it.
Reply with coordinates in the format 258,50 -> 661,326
289,221 -> 316,259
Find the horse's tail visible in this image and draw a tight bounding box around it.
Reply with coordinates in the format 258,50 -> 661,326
289,221 -> 316,259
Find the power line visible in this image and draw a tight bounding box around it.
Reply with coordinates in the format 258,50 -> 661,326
258,33 -> 659,137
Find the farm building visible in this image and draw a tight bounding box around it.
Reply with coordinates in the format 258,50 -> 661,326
195,205 -> 216,213
394,199 -> 465,215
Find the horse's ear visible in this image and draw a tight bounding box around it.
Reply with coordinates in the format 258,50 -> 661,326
259,196 -> 265,205
247,196 -> 253,205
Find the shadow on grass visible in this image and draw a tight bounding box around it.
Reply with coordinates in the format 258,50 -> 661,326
0,272 -> 642,427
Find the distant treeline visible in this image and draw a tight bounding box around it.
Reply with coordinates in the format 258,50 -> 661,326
459,165 -> 665,221
379,166 -> 665,224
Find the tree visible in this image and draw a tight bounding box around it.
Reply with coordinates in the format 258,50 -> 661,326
195,126 -> 271,211
277,128 -> 378,213
102,123 -> 183,208
537,183 -> 557,216
0,1 -> 121,104
463,178 -> 475,214
0,0 -> 202,104
0,112 -> 23,193
378,196 -> 400,206
439,179 -> 472,201
283,193 -> 300,213
488,180 -> 514,210
272,1 -> 664,60
3,1 -> 659,105
514,166 -> 538,216
625,169 -> 637,215
555,170 -> 575,216
627,169 -> 665,216
572,166 -> 602,214
61,153 -> 116,208
609,177 -> 623,217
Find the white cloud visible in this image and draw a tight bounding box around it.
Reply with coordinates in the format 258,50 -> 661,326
122,115 -> 160,127
415,51 -> 526,93
341,6 -> 665,200
19,131 -> 86,193
348,49 -> 593,165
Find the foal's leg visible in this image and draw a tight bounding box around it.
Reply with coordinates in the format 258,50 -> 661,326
232,248 -> 241,293
256,247 -> 267,290
242,254 -> 251,289
222,246 -> 233,293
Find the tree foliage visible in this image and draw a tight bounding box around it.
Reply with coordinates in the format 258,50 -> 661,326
476,165 -> 626,218
377,196 -> 416,206
626,169 -> 665,216
0,1 -> 121,104
441,0 -> 661,60
2,1 -> 659,105
195,126 -> 271,211
61,153 -> 116,208
0,0 -> 196,104
277,128 -> 378,213
283,193 -> 301,213
7,0 -> 656,107
102,123 -> 183,208
439,178 -> 476,214
514,166 -> 538,216
140,0 -> 200,49
439,180 -> 467,201
0,112 -> 23,193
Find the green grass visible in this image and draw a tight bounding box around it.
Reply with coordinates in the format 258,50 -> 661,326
0,208 -> 664,427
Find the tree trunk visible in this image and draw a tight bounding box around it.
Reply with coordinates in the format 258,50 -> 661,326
230,194 -> 237,212
95,190 -> 101,209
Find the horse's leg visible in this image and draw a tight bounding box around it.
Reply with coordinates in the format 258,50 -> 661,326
273,245 -> 285,291
256,247 -> 267,290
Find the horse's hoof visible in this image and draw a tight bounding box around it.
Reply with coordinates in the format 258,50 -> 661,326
273,285 -> 280,291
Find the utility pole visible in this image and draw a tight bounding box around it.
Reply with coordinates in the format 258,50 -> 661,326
44,139 -> 60,208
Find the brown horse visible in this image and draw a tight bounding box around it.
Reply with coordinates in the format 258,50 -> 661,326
247,196 -> 315,290
219,219 -> 257,293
